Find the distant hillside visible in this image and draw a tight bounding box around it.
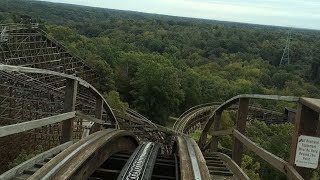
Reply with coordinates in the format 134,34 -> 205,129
1,2 -> 320,179
2,0 -> 319,32
1,0 -> 319,78
1,0 -> 320,128
2,1 -> 319,67
1,0 -> 236,26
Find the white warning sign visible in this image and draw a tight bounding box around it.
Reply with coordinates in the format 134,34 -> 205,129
295,135 -> 320,169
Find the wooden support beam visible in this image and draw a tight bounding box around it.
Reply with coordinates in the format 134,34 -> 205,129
0,112 -> 76,138
233,129 -> 287,173
199,94 -> 297,150
210,128 -> 233,137
216,152 -> 250,180
233,128 -> 304,179
289,102 -> 320,179
0,65 -> 118,125
90,97 -> 104,133
232,98 -> 249,165
75,111 -> 104,124
95,97 -> 103,120
299,97 -> 320,113
61,79 -> 77,143
285,165 -> 304,180
0,141 -> 73,180
209,111 -> 222,151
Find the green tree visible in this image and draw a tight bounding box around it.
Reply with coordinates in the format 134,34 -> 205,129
246,121 -> 294,179
180,69 -> 202,111
104,90 -> 129,115
241,155 -> 261,180
130,57 -> 184,125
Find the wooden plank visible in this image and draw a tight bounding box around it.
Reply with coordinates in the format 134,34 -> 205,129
209,111 -> 222,151
232,98 -> 249,165
90,97 -> 104,133
285,165 -> 304,180
200,94 -> 298,149
216,152 -> 250,180
76,111 -> 104,124
289,103 -> 319,179
289,104 -> 303,166
0,64 -> 118,124
233,129 -> 287,173
240,94 -> 299,102
210,128 -> 233,137
176,136 -> 193,180
299,97 -> 320,113
61,79 -> 77,143
0,141 -> 73,180
0,64 -> 77,82
0,112 -> 76,137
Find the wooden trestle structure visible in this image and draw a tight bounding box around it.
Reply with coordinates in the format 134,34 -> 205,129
0,24 -> 319,180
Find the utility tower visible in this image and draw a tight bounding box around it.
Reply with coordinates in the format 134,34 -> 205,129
279,30 -> 291,66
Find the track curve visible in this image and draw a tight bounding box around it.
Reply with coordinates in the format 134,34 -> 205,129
29,129 -> 138,180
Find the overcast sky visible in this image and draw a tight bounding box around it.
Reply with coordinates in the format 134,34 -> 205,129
42,0 -> 320,30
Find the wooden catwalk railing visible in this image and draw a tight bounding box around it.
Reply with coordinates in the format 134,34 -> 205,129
0,24 -> 319,180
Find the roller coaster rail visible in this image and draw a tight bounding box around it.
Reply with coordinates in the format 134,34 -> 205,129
0,67 -> 315,180
0,23 -> 319,180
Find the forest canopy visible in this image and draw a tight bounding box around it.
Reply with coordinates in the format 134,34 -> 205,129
2,0 -> 320,179
1,0 -> 320,125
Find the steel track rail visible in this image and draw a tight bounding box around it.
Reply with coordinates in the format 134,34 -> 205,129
117,142 -> 160,180
175,136 -> 211,180
184,137 -> 202,180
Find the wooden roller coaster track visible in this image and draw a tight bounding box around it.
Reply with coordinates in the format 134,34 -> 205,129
0,24 -> 319,180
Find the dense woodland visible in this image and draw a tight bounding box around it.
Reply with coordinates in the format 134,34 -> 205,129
1,0 -> 320,179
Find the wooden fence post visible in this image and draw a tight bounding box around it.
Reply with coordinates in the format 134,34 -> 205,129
232,98 -> 249,165
95,97 -> 103,119
61,79 -> 77,143
210,111 -> 222,152
289,101 -> 319,179
90,97 -> 104,133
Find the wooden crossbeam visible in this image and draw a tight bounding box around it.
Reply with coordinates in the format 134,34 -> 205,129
76,111 -> 105,124
209,128 -> 233,136
233,129 -> 287,173
0,111 -> 76,138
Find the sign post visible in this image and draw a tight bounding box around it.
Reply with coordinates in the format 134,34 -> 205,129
294,135 -> 320,169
